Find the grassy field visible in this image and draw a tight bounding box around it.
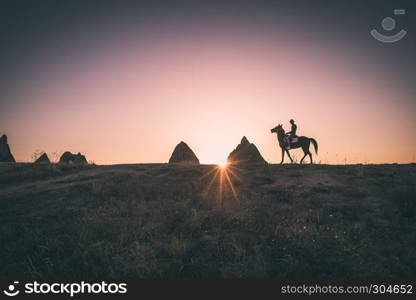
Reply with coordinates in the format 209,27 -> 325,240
0,162 -> 415,278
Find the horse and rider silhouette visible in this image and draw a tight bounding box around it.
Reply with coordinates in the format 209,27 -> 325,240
271,119 -> 318,164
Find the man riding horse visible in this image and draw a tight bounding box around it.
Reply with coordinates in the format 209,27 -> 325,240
285,119 -> 297,150
271,121 -> 318,164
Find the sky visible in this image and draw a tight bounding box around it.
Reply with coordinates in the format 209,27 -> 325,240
1,0 -> 415,164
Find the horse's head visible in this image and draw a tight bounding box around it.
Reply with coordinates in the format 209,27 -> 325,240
270,124 -> 284,134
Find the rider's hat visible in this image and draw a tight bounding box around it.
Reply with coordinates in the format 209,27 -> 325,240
290,119 -> 294,123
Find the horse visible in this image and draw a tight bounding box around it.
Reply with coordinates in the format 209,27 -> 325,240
270,124 -> 318,164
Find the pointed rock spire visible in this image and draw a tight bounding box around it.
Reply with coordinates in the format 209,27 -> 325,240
0,134 -> 16,162
227,136 -> 267,165
240,136 -> 250,146
169,141 -> 200,164
35,153 -> 50,163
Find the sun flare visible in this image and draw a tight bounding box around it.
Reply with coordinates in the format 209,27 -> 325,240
217,161 -> 228,169
201,162 -> 241,208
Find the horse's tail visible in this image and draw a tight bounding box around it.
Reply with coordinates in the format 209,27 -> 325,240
310,138 -> 318,154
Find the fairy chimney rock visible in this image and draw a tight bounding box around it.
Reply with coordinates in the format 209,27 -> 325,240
35,153 -> 50,163
227,136 -> 267,165
59,151 -> 88,165
0,134 -> 16,162
169,141 -> 200,164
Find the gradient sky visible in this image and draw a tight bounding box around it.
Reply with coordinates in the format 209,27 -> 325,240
1,0 -> 415,164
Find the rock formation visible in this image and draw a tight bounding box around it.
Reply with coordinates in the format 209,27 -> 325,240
35,153 -> 50,163
169,141 -> 200,164
227,136 -> 267,165
59,151 -> 88,165
0,134 -> 16,162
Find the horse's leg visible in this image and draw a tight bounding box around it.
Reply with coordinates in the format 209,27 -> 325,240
300,151 -> 308,164
300,140 -> 311,164
285,150 -> 293,163
309,152 -> 313,164
280,147 -> 285,164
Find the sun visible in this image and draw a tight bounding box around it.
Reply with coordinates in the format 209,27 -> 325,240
217,161 -> 228,168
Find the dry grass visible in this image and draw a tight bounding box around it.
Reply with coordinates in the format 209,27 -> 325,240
0,162 -> 415,278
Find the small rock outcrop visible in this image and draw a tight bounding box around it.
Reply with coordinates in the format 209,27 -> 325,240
169,141 -> 200,164
227,136 -> 267,165
59,151 -> 88,165
35,153 -> 50,163
0,134 -> 16,162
